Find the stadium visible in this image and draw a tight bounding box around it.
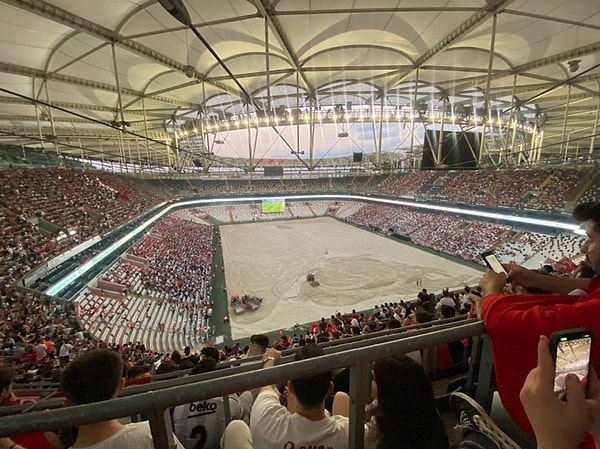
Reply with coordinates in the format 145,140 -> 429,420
0,1 -> 599,449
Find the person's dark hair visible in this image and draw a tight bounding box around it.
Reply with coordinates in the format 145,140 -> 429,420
155,360 -> 179,375
579,264 -> 595,279
573,201 -> 600,230
316,334 -> 330,344
126,365 -> 147,379
250,334 -> 269,350
386,318 -> 401,329
171,350 -> 182,365
0,367 -> 14,391
440,305 -> 456,319
191,357 -> 217,375
369,355 -> 449,449
200,346 -> 220,362
291,343 -> 331,407
60,349 -> 123,405
415,311 -> 433,324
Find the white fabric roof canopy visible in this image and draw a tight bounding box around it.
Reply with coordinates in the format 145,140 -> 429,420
0,0 -> 598,167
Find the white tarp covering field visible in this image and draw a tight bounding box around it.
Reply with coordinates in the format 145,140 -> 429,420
220,217 -> 483,340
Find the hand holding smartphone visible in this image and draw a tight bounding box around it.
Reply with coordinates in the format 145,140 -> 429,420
549,328 -> 593,399
481,250 -> 508,275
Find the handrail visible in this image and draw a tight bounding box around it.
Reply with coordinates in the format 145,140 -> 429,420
0,320 -> 486,442
1,315 -> 472,416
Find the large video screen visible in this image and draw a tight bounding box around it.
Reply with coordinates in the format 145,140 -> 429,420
262,198 -> 285,214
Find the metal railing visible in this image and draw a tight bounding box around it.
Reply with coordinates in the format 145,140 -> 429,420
0,320 -> 488,449
3,315 -> 472,415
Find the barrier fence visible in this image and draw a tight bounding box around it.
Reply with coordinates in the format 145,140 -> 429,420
0,320 -> 489,449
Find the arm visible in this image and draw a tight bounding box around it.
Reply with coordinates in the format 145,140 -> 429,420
481,291 -> 596,342
259,348 -> 281,393
331,391 -> 350,417
507,264 -> 590,294
43,432 -> 63,449
0,438 -> 25,449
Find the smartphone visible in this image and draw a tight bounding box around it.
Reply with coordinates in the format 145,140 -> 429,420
549,328 -> 593,399
481,251 -> 507,275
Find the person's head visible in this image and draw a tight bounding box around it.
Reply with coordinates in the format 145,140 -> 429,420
0,367 -> 13,391
370,355 -> 448,449
191,357 -> 217,375
60,349 -> 124,405
578,264 -> 595,279
574,201 -> 600,275
415,311 -> 433,324
0,367 -> 14,403
247,334 -> 269,357
155,360 -> 179,375
200,346 -> 220,362
171,350 -> 182,365
440,305 -> 456,319
126,365 -> 148,379
288,343 -> 332,408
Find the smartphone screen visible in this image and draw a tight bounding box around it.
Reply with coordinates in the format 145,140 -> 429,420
481,251 -> 507,275
553,332 -> 592,398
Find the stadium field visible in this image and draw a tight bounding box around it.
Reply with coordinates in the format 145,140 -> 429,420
220,217 -> 483,340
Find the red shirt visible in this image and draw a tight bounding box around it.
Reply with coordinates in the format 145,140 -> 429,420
482,276 -> 600,448
2,397 -> 54,449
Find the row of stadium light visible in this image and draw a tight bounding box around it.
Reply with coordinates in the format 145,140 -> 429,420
172,113 -> 534,138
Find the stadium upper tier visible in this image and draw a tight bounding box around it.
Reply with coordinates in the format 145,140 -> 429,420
0,165 -> 597,292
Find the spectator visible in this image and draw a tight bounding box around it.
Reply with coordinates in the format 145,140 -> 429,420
200,346 -> 220,363
60,349 -> 184,449
365,355 -> 449,449
0,367 -> 62,449
472,200 -> 600,447
246,334 -> 269,358
249,344 -> 349,449
173,358 -> 247,449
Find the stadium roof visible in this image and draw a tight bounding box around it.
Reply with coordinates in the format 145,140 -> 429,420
0,0 -> 599,169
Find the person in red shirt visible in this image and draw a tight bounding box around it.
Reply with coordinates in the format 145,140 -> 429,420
473,200 -> 600,449
0,368 -> 62,449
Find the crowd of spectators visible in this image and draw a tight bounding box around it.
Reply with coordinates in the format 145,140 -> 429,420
144,167 -> 599,216
106,211 -> 214,305
344,203 -> 581,265
1,166 -> 597,294
0,167 -> 164,289
1,164 -> 599,449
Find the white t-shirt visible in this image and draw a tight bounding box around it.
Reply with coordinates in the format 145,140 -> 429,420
59,343 -> 73,358
250,388 -> 349,449
435,296 -> 456,312
173,395 -> 243,449
69,422 -> 184,449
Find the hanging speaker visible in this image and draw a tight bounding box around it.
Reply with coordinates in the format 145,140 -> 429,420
353,152 -> 363,162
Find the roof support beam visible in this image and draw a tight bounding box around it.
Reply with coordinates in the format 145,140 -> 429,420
253,0 -> 315,95
384,0 -> 515,91
0,0 -> 241,99
449,41 -> 600,94
0,96 -> 169,118
0,62 -> 200,109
